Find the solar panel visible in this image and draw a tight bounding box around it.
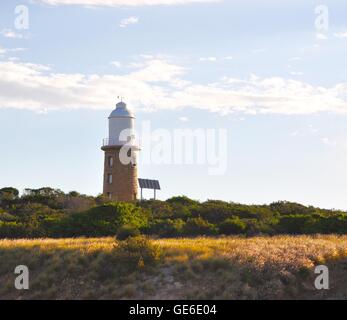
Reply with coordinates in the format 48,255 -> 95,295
138,178 -> 161,190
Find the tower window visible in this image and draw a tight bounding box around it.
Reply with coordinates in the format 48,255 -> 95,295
107,192 -> 112,199
108,156 -> 114,168
107,174 -> 113,184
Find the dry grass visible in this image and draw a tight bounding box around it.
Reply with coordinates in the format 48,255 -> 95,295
1,235 -> 347,300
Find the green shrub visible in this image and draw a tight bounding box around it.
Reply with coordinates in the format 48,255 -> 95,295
0,222 -> 28,238
57,202 -> 149,237
276,215 -> 317,234
139,200 -> 173,219
191,200 -> 274,224
0,187 -> 19,208
270,201 -> 316,216
166,196 -> 199,206
183,218 -> 217,236
2,187 -> 347,238
0,211 -> 17,222
148,219 -> 185,237
115,236 -> 162,268
243,218 -> 276,235
219,218 -> 247,235
116,225 -> 141,240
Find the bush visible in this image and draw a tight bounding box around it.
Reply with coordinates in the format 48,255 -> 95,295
0,187 -> 19,207
115,236 -> 162,268
148,219 -> 185,237
166,196 -> 199,206
276,215 -> 317,234
57,202 -> 149,237
0,211 -> 17,222
219,218 -> 247,235
0,222 -> 28,238
243,218 -> 276,235
139,200 -> 173,219
116,225 -> 141,240
270,201 -> 316,216
183,217 -> 217,236
1,187 -> 347,238
315,216 -> 347,234
191,201 -> 272,224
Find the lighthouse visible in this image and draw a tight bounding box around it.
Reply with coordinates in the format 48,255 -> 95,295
101,101 -> 139,201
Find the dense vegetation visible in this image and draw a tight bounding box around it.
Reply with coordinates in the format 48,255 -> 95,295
0,187 -> 347,238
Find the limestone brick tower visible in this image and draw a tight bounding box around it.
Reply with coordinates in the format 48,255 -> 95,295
101,101 -> 139,201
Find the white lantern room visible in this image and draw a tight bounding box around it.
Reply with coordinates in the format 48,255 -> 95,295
104,101 -> 136,147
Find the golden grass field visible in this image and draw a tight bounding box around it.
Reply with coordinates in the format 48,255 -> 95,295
1,235 -> 347,300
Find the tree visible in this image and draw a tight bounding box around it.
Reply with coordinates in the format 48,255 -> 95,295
0,187 -> 19,207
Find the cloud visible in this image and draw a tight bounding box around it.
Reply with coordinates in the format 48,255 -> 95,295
321,137 -> 337,147
334,31 -> 347,38
110,61 -> 122,67
290,131 -> 299,137
1,29 -> 26,39
139,54 -> 154,59
289,71 -> 303,76
7,57 -> 20,62
0,58 -> 347,115
0,46 -> 27,55
199,57 -> 217,62
35,0 -> 221,7
316,33 -> 328,40
119,16 -> 139,28
179,116 -> 189,122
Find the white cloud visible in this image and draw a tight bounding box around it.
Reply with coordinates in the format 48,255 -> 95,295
321,137 -> 337,147
199,57 -> 217,62
0,46 -> 27,55
316,33 -> 328,40
139,54 -> 154,59
110,61 -> 122,67
0,58 -> 347,115
334,31 -> 347,38
289,71 -> 304,76
35,0 -> 221,7
290,131 -> 299,137
7,57 -> 20,62
119,16 -> 139,28
179,116 -> 189,122
1,29 -> 26,39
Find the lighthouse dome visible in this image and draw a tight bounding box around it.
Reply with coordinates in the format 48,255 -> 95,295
109,101 -> 134,118
106,100 -> 136,147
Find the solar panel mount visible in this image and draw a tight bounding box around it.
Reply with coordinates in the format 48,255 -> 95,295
138,178 -> 161,200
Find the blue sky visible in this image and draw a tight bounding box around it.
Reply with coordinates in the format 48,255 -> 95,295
0,0 -> 347,209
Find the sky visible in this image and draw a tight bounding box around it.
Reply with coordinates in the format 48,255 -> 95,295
0,0 -> 347,209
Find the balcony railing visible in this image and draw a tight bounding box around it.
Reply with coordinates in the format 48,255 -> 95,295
102,138 -> 141,149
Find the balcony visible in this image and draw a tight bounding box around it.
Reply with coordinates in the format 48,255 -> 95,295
102,138 -> 141,150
